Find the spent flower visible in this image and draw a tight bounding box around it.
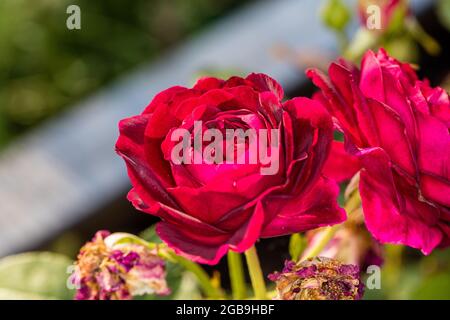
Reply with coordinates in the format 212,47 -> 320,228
72,231 -> 170,300
269,257 -> 364,300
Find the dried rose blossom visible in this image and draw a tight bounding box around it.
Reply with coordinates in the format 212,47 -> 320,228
72,231 -> 170,300
269,257 -> 364,300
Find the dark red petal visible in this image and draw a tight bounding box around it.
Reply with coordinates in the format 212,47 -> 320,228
260,176 -> 346,237
359,50 -> 385,102
416,110 -> 450,181
173,89 -> 235,120
156,204 -> 264,265
246,73 -> 284,100
323,141 -> 361,182
423,85 -> 450,127
359,147 -> 442,255
420,173 -> 450,208
168,171 -> 282,227
193,77 -> 225,91
367,98 -> 417,177
143,86 -> 189,114
116,115 -> 178,209
306,68 -> 363,146
282,97 -> 334,192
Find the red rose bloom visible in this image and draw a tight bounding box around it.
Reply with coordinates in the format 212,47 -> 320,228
116,73 -> 345,264
307,49 -> 450,254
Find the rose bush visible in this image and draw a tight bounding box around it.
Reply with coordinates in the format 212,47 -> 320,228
307,49 -> 450,254
116,73 -> 345,264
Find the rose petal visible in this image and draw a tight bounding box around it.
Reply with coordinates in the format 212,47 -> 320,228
416,110 -> 450,181
359,147 -> 442,254
116,115 -> 178,209
246,73 -> 284,100
307,68 -> 363,146
261,176 -> 346,237
323,141 -> 361,182
156,203 -> 264,265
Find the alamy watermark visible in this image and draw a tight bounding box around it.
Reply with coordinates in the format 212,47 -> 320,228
66,5 -> 81,30
169,121 -> 280,176
366,265 -> 381,289
365,4 -> 382,30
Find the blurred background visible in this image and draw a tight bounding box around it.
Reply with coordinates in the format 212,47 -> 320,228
0,0 -> 449,299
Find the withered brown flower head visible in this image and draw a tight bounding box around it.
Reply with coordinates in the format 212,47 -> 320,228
72,231 -> 170,300
269,257 -> 364,300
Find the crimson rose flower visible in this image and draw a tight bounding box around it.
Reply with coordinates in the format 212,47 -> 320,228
307,49 -> 450,254
116,73 -> 345,264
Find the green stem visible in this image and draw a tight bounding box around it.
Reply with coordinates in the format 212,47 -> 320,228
384,245 -> 404,299
301,190 -> 362,261
227,251 -> 247,299
301,226 -> 339,261
406,17 -> 441,56
345,188 -> 362,215
244,246 -> 267,299
336,30 -> 349,53
167,252 -> 224,299
343,28 -> 378,61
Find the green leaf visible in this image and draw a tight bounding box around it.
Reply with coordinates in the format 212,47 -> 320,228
411,273 -> 450,300
0,252 -> 74,300
139,225 -> 163,244
134,261 -> 184,300
0,288 -> 56,300
136,226 -> 183,299
383,36 -> 419,63
172,272 -> 202,300
321,0 -> 351,32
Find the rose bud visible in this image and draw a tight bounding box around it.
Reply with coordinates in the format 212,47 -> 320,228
307,49 -> 450,255
72,231 -> 169,300
269,257 -> 364,300
116,73 -> 346,265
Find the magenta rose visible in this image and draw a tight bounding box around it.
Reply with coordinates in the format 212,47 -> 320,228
307,49 -> 450,254
116,73 -> 345,264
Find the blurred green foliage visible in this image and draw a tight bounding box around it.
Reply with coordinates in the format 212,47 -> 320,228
363,246 -> 450,300
320,0 -> 351,33
0,0 -> 247,148
0,252 -> 74,299
437,0 -> 450,32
